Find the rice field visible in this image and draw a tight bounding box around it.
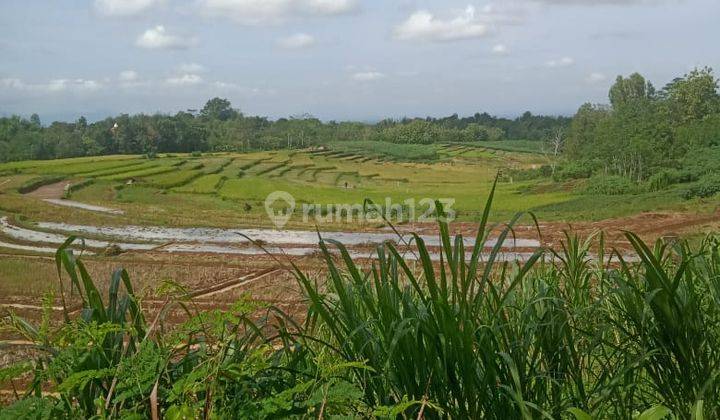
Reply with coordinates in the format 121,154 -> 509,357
0,145 -> 711,231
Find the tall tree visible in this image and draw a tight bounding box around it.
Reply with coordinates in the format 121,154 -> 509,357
200,98 -> 239,121
662,67 -> 719,123
609,73 -> 654,109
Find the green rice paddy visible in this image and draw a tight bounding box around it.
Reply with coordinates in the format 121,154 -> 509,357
0,144 -> 708,230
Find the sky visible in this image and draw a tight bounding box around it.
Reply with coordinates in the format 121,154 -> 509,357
0,0 -> 718,123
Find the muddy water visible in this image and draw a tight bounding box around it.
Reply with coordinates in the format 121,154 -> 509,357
42,199 -> 124,215
0,218 -> 635,262
36,221 -> 541,249
0,217 -> 155,251
1,216 -> 546,261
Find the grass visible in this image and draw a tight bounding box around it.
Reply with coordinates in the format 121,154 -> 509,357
99,165 -> 176,181
2,185 -> 719,418
0,155 -> 138,173
79,161 -> 155,178
174,174 -> 226,194
477,140 -> 545,153
326,140 -> 440,162
143,169 -> 204,189
0,146 -> 714,230
15,175 -> 65,193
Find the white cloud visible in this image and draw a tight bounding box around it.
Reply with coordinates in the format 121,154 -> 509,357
0,78 -> 25,89
199,0 -> 359,25
277,33 -> 316,49
492,44 -> 508,54
587,72 -> 607,83
49,79 -> 103,91
545,56 -> 575,67
136,26 -> 196,50
94,0 -> 164,17
533,0 -> 662,4
178,63 -> 206,73
212,81 -> 276,96
166,74 -> 204,85
352,71 -> 385,81
394,6 -> 492,42
119,70 -> 139,82
1,77 -> 103,92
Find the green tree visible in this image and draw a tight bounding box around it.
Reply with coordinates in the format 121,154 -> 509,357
29,113 -> 41,129
662,67 -> 719,123
200,97 -> 239,121
609,73 -> 654,109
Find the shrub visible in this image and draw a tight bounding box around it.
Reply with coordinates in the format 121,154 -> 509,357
190,151 -> 202,157
583,175 -> 641,195
680,146 -> 720,180
647,169 -> 683,191
507,165 -> 553,181
553,161 -> 593,181
681,173 -> 720,199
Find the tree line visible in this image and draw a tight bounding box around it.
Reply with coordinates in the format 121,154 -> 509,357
0,97 -> 569,162
563,67 -> 720,183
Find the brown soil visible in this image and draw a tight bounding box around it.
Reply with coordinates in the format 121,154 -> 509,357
2,208 -> 720,401
24,180 -> 74,199
403,208 -> 720,251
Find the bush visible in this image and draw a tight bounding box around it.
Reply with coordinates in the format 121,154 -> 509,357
553,162 -> 593,181
583,175 -> 642,195
647,169 -> 683,191
681,173 -> 720,199
507,165 -> 553,181
191,151 -> 202,157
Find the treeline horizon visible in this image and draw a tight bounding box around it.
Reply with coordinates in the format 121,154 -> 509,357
1,66 -> 718,171
0,98 -> 570,162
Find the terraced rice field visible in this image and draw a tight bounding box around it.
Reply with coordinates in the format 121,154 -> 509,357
3,145 -> 709,235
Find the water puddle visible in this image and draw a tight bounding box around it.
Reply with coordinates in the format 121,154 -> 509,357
1,217 -> 154,251
42,199 -> 124,215
36,222 -> 541,249
0,217 -> 636,262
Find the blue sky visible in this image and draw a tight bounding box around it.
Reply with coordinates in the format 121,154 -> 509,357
1,0 -> 718,122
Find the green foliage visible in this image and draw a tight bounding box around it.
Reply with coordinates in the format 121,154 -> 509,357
327,140 -> 440,162
647,169 -> 684,191
583,175 -> 642,195
662,67 -> 720,124
681,173 -> 720,199
553,161 -> 593,181
680,146 -> 720,180
144,169 -> 204,189
609,72 -> 655,108
200,97 -> 239,121
507,164 -> 553,181
566,67 -> 720,182
0,98 -> 568,162
479,139 -> 545,153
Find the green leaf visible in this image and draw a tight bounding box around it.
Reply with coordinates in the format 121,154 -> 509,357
692,400 -> 704,420
567,408 -> 594,420
635,405 -> 672,420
